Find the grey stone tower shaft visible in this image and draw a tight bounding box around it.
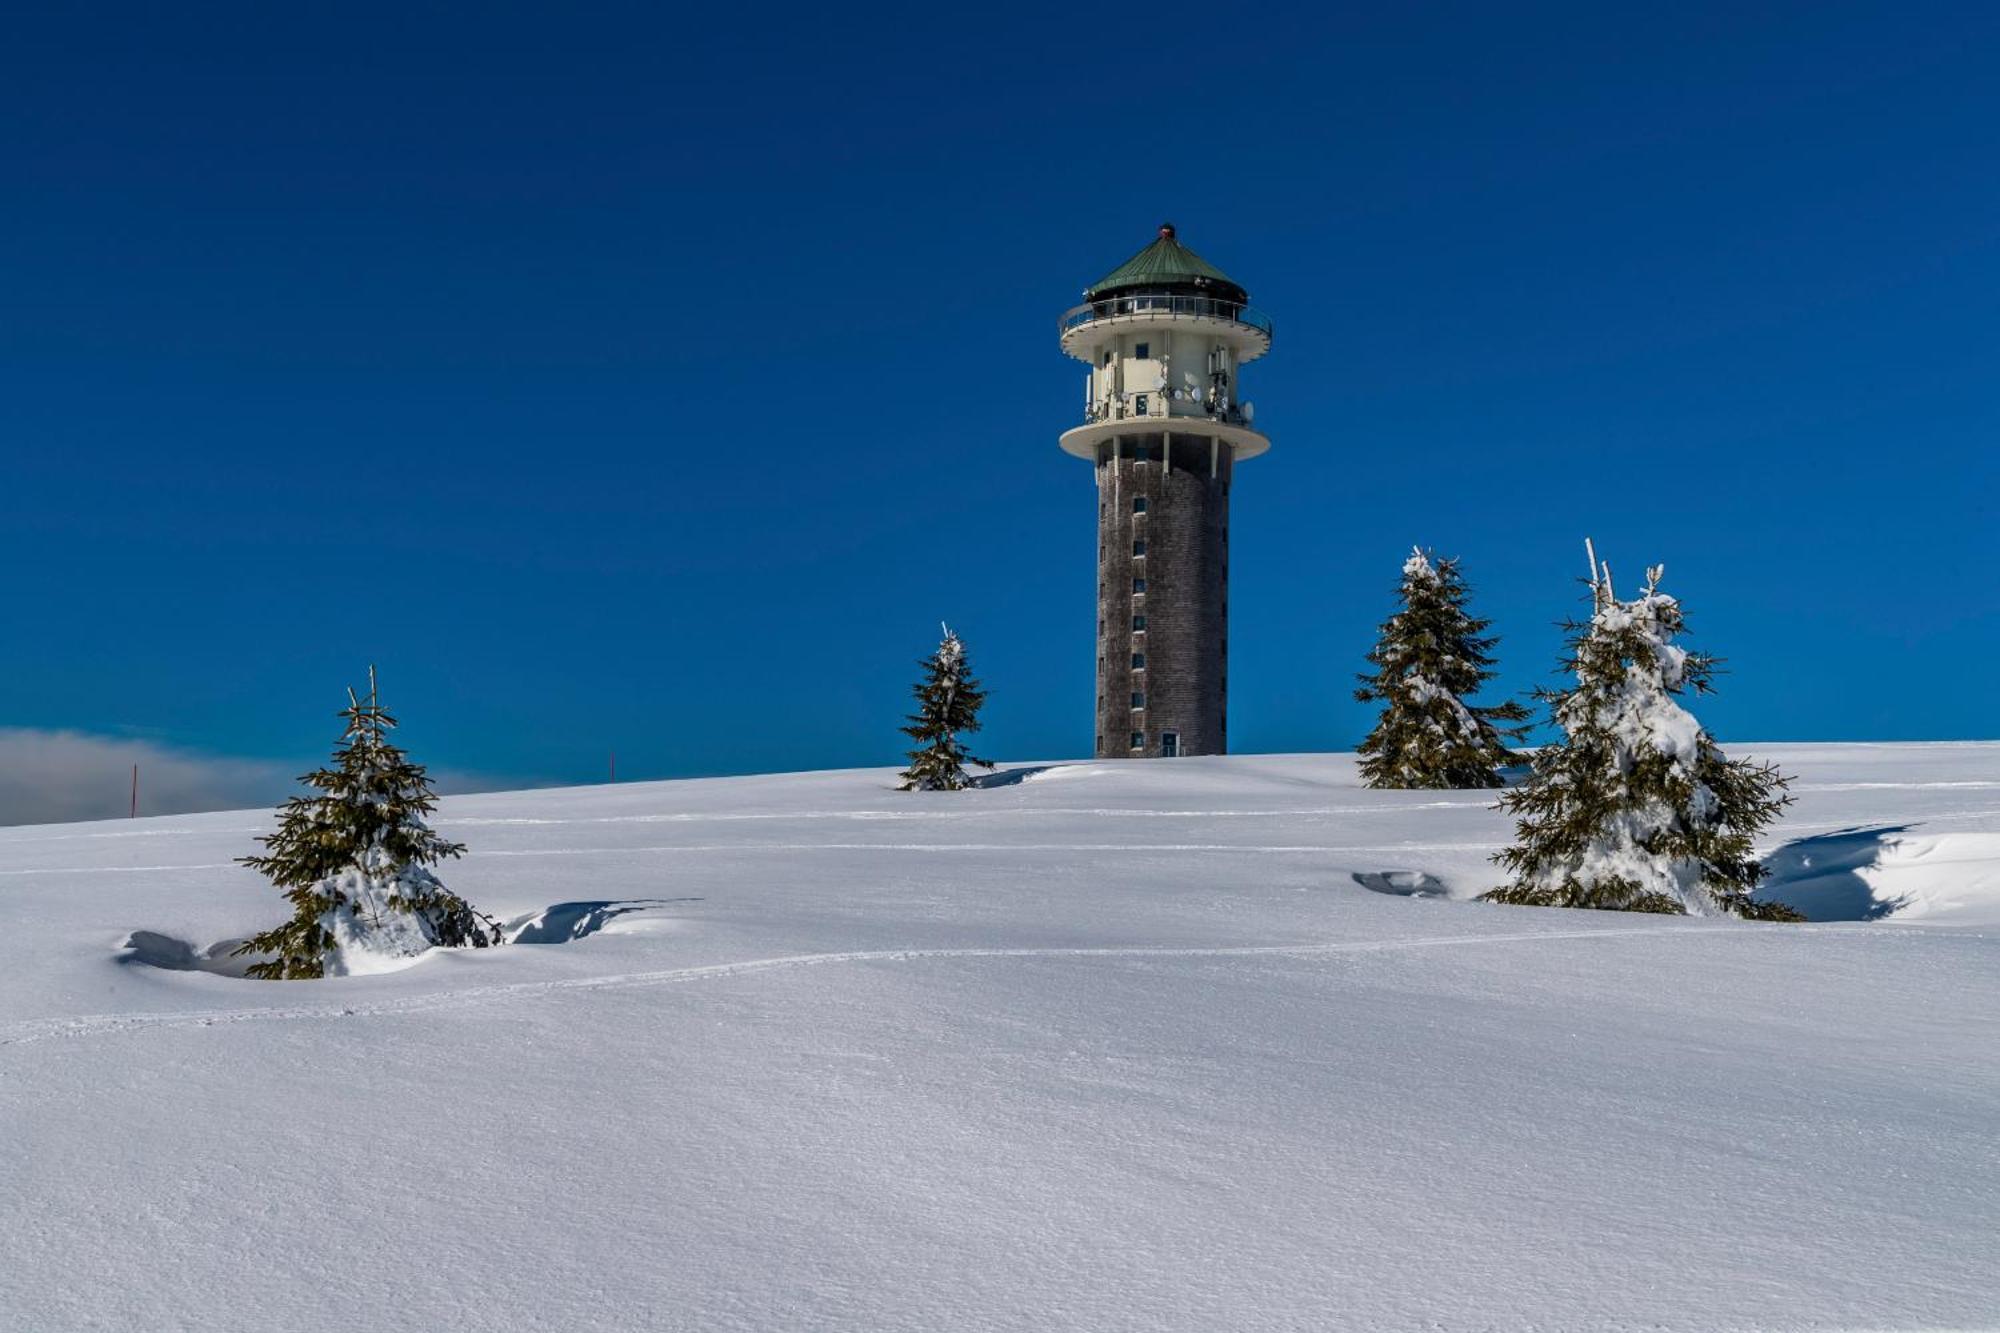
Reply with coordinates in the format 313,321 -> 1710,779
1094,436 -> 1230,757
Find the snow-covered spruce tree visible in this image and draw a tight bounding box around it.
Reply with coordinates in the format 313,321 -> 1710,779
1482,546 -> 1800,920
235,668 -> 501,979
898,624 -> 993,792
1354,548 -> 1529,789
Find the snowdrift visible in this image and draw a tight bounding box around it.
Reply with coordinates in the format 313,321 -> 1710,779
1768,827 -> 2000,926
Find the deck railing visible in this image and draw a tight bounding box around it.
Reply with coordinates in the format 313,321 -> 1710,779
1060,294 -> 1273,339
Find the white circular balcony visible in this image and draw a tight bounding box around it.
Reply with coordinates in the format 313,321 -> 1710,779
1059,416 -> 1271,462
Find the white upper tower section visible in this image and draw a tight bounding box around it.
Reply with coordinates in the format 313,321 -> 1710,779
1057,224 -> 1273,462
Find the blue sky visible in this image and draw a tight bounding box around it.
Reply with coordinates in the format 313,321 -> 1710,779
2,2 -> 1995,793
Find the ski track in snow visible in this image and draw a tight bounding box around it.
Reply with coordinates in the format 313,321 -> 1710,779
4,789 -> 1994,847
2,923 -> 1757,1048
474,842 -> 1517,857
0,862 -> 243,876
0,805 -> 1488,845
4,776 -> 1990,844
0,844 -> 1515,876
443,804 -> 1490,824
448,799 -> 1998,828
6,804 -> 1997,878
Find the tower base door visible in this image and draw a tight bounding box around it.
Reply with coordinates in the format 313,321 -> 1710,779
1161,732 -> 1180,758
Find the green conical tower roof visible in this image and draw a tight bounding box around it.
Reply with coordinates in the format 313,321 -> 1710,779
1085,224 -> 1247,301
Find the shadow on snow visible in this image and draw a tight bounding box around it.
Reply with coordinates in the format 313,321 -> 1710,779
973,765 -> 1065,789
117,930 -> 263,978
504,898 -> 701,944
1351,870 -> 1451,899
1758,825 -> 1916,921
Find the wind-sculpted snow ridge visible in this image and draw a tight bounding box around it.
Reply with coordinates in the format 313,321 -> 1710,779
2,744 -> 1997,1331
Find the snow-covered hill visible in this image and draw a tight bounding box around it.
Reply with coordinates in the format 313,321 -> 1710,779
3,744 -> 1997,1330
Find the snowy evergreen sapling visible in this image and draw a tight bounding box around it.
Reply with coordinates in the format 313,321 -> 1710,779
1355,548 -> 1529,789
235,668 -> 501,978
1483,545 -> 1800,919
899,625 -> 993,791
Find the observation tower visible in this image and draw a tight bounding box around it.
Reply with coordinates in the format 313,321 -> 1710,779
1058,225 -> 1273,758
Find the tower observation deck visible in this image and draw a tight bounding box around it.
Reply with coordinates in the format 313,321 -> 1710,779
1058,225 -> 1273,759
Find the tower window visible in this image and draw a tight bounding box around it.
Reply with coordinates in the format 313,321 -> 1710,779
1130,732 -> 1145,749
1103,350 -> 1113,366
1133,497 -> 1148,514
1131,692 -> 1145,709
1133,394 -> 1148,417
1132,539 -> 1147,557
1131,653 -> 1146,669
1132,578 -> 1146,594
1132,615 -> 1147,632
1134,342 -> 1149,359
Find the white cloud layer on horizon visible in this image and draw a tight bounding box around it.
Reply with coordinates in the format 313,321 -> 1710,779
0,729 -> 511,828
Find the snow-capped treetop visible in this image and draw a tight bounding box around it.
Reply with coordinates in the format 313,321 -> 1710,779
1562,562 -> 1705,766
935,623 -> 966,677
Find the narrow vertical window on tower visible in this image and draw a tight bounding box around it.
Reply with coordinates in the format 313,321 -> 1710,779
1132,540 -> 1147,557
1130,732 -> 1145,750
1133,497 -> 1147,514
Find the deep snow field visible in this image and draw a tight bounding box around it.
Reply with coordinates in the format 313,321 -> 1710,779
3,742 -> 1997,1332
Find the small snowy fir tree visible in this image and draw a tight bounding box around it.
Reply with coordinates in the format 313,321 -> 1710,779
1354,548 -> 1529,789
1483,544 -> 1800,919
235,668 -> 501,979
898,624 -> 993,792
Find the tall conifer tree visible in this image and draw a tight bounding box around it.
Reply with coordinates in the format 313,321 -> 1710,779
1355,548 -> 1528,789
236,668 -> 501,978
899,625 -> 992,792
1483,545 -> 1800,919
